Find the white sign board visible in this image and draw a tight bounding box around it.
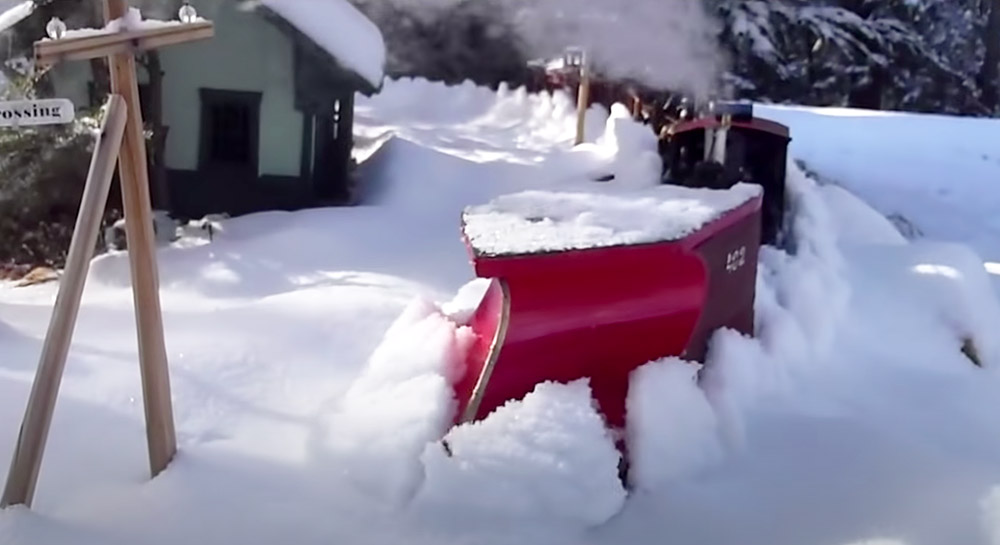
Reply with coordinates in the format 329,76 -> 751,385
0,98 -> 75,127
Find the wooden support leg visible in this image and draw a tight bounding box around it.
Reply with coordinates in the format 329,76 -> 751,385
103,4 -> 178,476
574,67 -> 591,146
1,95 -> 128,509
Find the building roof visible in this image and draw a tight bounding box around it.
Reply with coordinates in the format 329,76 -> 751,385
0,0 -> 387,96
247,0 -> 386,96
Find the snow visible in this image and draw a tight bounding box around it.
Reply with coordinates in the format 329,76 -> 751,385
2,76 -> 1000,545
42,7 -> 205,41
625,358 -> 724,489
259,0 -> 386,90
755,103 -> 1000,271
416,379 -> 627,527
462,183 -> 762,257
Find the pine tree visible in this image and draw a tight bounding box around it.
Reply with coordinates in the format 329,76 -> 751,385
711,0 -> 990,115
980,0 -> 1000,111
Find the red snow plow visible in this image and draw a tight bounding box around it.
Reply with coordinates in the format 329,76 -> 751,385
445,102 -> 790,478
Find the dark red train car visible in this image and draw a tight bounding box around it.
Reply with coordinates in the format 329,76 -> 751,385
660,101 -> 792,246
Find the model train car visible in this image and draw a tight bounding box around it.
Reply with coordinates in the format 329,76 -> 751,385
530,53 -> 792,246
659,101 -> 792,246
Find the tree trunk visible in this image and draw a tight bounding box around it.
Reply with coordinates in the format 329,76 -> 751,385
143,50 -> 171,212
979,0 -> 1000,112
848,66 -> 885,110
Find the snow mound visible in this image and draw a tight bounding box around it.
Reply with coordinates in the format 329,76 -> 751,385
541,103 -> 663,188
625,358 -> 724,489
700,159 -> 851,447
321,296 -> 475,507
980,485 -> 1000,545
856,241 -> 1000,369
818,183 -> 908,246
355,77 -> 607,148
414,379 -> 627,527
756,102 -> 1000,267
355,77 -> 599,166
462,183 -> 762,257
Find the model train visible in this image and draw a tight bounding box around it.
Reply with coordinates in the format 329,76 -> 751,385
529,53 -> 792,246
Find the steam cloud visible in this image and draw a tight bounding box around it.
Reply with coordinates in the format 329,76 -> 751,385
507,0 -> 725,98
356,0 -> 726,99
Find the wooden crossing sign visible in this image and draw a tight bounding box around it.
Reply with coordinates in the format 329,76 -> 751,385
1,0 -> 214,510
0,98 -> 75,127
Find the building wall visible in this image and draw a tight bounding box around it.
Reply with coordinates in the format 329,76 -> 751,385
159,0 -> 304,177
48,61 -> 93,107
47,0 -> 304,179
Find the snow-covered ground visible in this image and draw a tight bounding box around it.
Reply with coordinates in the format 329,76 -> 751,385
2,77 -> 1000,545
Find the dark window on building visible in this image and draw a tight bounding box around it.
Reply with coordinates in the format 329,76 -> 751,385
198,88 -> 261,170
207,102 -> 251,163
138,83 -> 152,120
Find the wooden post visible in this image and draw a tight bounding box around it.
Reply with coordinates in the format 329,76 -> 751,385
574,56 -> 590,146
0,1 -> 214,510
102,0 -> 177,479
1,95 -> 128,508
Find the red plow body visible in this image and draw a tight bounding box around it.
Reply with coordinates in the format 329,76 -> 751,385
450,188 -> 763,449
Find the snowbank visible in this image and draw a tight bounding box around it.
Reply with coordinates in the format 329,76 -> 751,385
415,379 -> 626,527
755,103 -> 1000,265
817,183 -> 908,246
845,241 -> 1000,370
320,296 -> 475,507
538,103 -> 663,187
355,77 -> 604,168
625,358 -> 724,489
699,158 -> 851,447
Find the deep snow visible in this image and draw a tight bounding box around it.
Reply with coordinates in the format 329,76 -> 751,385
756,103 -> 1000,276
1,78 -> 1000,545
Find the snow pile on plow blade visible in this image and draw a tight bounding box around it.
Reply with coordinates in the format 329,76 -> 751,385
451,182 -> 764,444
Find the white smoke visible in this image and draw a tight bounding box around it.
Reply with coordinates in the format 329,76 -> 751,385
506,0 -> 725,98
356,0 -> 726,99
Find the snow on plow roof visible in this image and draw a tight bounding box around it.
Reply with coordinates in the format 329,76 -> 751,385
257,0 -> 386,90
462,182 -> 763,257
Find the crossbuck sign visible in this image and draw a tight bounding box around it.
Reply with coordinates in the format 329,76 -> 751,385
0,98 -> 75,127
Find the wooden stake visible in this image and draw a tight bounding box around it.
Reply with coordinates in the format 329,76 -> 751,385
103,0 -> 177,479
574,60 -> 591,146
2,0 -> 214,511
1,95 -> 128,509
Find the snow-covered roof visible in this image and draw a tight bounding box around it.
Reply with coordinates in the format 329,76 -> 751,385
0,0 -> 33,35
256,0 -> 386,92
0,0 -> 386,93
462,183 -> 764,257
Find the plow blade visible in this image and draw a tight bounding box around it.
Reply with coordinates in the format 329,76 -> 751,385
454,244 -> 707,431
451,187 -> 763,447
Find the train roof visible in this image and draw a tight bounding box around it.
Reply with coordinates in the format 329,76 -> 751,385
672,116 -> 791,139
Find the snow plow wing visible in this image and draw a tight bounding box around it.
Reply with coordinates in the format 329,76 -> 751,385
451,184 -> 763,438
